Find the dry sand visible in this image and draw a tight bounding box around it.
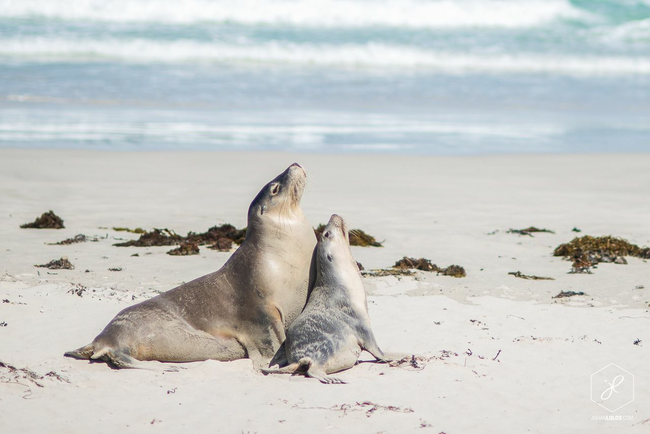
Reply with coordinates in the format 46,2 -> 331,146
0,150 -> 648,433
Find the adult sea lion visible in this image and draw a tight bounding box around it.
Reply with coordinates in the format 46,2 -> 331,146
65,163 -> 317,369
264,214 -> 388,384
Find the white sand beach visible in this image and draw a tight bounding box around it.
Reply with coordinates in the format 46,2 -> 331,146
1,150 -> 649,433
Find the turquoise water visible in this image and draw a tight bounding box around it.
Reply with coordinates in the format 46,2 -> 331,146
1,0 -> 649,153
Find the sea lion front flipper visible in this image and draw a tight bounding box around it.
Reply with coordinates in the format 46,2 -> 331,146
237,338 -> 271,371
268,341 -> 288,368
268,303 -> 287,345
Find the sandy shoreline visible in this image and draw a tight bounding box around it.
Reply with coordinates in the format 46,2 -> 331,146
1,150 -> 649,433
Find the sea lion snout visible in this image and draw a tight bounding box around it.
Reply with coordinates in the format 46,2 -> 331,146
278,163 -> 307,198
249,163 -> 309,220
323,214 -> 347,240
328,214 -> 343,227
287,162 -> 306,177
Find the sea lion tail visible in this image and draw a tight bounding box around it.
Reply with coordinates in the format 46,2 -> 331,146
64,343 -> 96,360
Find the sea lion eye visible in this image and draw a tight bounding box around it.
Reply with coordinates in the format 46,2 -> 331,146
324,231 -> 330,238
270,183 -> 280,195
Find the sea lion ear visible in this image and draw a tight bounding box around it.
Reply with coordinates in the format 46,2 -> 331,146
260,204 -> 267,215
326,253 -> 333,262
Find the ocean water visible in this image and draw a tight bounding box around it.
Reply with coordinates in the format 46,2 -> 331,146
0,0 -> 649,154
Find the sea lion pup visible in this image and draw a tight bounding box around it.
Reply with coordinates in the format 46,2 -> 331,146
264,214 -> 388,384
65,163 -> 317,369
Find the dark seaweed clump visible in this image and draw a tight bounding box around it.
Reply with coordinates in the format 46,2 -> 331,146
67,285 -> 86,297
167,242 -> 200,256
35,257 -> 74,270
114,225 -> 246,250
186,224 -> 246,251
207,238 -> 233,252
113,228 -> 182,247
554,235 -> 650,273
393,257 -> 466,278
553,291 -> 586,299
50,234 -> 98,245
314,224 -> 383,247
350,229 -> 383,247
443,265 -> 467,278
508,271 -> 554,281
554,235 -> 650,259
362,268 -> 415,277
20,211 -> 65,229
507,227 -> 555,236
113,227 -> 146,234
393,257 -> 437,272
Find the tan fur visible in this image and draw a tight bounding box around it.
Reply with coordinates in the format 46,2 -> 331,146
66,163 -> 317,369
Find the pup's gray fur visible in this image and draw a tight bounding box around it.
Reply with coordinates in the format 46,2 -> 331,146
264,214 -> 388,383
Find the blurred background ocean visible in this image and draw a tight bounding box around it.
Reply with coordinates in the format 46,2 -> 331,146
0,0 -> 649,154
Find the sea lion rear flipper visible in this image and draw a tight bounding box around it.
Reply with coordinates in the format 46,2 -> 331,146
362,337 -> 391,363
101,349 -> 176,371
262,356 -> 315,376
279,357 -> 346,384
261,362 -> 301,375
304,363 -> 346,385
65,343 -> 169,371
64,343 -> 95,359
102,349 -> 142,369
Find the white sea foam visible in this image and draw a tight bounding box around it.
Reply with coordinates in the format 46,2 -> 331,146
0,115 -> 561,145
0,0 -> 587,28
2,37 -> 650,76
601,18 -> 650,43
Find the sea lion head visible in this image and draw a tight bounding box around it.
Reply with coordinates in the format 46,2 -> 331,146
317,214 -> 358,276
248,163 -> 308,228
